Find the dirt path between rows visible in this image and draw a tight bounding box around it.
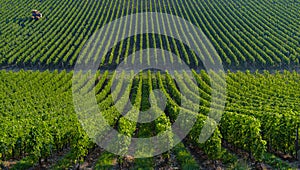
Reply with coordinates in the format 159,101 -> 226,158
1,64 -> 300,74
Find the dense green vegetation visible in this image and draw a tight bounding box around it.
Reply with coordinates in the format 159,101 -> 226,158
1,0 -> 300,169
0,0 -> 300,69
0,70 -> 298,169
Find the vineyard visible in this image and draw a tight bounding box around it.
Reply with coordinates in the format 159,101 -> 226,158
0,0 -> 300,69
0,0 -> 300,169
0,70 -> 299,169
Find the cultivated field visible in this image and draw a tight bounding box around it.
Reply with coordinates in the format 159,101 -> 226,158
0,0 -> 300,70
0,0 -> 299,169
